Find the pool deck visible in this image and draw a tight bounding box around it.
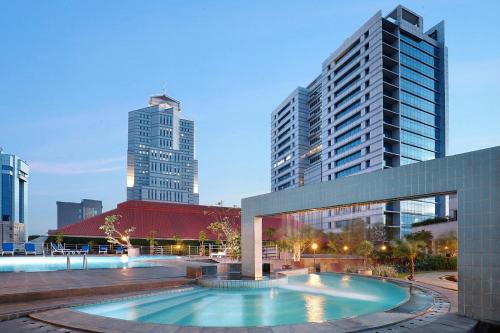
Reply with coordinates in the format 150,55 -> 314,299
0,267 -> 477,333
0,265 -> 194,321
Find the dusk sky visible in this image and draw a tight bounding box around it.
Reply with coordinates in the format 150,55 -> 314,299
1,0 -> 499,235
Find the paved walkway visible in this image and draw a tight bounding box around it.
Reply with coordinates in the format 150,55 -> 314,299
414,271 -> 458,291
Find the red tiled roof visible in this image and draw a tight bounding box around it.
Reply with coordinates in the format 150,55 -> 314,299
50,200 -> 284,240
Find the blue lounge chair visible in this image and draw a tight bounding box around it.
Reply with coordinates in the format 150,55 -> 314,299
79,244 -> 89,254
2,243 -> 14,256
116,246 -> 124,254
25,243 -> 36,255
99,245 -> 108,254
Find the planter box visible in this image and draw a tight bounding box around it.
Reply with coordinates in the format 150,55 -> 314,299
127,248 -> 140,257
358,269 -> 373,276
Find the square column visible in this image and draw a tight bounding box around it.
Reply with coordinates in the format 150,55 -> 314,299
241,213 -> 262,279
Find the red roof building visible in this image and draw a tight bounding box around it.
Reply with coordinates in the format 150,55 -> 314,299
50,200 -> 284,241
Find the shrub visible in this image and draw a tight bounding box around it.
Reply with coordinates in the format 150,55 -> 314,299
343,265 -> 359,273
394,254 -> 457,273
372,265 -> 398,278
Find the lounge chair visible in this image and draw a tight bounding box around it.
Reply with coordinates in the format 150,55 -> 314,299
24,243 -> 36,255
116,246 -> 124,254
1,243 -> 14,256
209,248 -> 227,258
51,243 -> 74,255
79,244 -> 89,254
99,245 -> 108,254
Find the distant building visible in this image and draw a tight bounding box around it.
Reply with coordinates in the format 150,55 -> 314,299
271,5 -> 448,238
56,199 -> 103,229
127,94 -> 199,204
0,148 -> 29,243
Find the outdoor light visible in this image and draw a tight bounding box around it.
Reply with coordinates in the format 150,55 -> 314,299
343,245 -> 349,252
176,244 -> 181,249
311,243 -> 318,272
381,245 -> 387,251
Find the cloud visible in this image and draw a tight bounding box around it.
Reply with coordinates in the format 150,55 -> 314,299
30,156 -> 126,175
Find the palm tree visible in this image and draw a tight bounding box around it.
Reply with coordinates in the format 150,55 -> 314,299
356,240 -> 374,269
392,239 -> 425,280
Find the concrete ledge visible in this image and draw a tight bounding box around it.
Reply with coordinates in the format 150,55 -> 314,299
276,268 -> 309,276
199,274 -> 288,288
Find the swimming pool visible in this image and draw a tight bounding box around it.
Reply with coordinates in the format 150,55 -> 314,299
74,273 -> 411,327
0,255 -> 181,272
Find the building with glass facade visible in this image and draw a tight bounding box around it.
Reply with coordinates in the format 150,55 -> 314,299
127,94 -> 199,204
270,5 -> 448,237
0,148 -> 29,243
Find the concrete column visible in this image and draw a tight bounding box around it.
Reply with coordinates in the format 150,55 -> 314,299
241,213 -> 262,279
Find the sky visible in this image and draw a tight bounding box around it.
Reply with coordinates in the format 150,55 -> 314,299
1,0 -> 500,235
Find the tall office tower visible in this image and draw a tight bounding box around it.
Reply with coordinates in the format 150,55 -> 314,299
270,6 -> 447,237
56,199 -> 103,228
0,148 -> 29,243
127,94 -> 199,204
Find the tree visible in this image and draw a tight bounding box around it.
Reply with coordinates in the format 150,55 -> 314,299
279,223 -> 319,262
356,240 -> 374,268
265,227 -> 276,242
147,230 -> 158,247
341,219 -> 366,251
326,232 -> 343,255
99,215 -> 136,248
391,239 -> 426,280
205,202 -> 241,259
147,230 -> 158,254
406,230 -> 433,253
55,231 -> 64,245
437,231 -> 458,256
276,238 -> 293,265
198,231 -> 207,256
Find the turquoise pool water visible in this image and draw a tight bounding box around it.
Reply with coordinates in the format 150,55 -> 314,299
0,255 -> 180,272
75,273 -> 410,327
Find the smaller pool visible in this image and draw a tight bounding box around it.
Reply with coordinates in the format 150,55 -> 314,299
0,255 -> 181,272
75,273 -> 413,327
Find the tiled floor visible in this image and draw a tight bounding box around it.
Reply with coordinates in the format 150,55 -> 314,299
0,265 -> 193,320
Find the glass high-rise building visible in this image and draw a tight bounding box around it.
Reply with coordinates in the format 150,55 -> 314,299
270,6 -> 447,237
0,148 -> 29,243
127,94 -> 199,204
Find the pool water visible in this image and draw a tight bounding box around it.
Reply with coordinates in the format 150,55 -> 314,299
74,273 -> 410,327
0,255 -> 180,272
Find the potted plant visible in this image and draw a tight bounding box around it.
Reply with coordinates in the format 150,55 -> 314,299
356,240 -> 374,275
99,215 -> 138,256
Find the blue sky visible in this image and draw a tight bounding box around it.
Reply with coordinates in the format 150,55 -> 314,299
1,0 -> 499,235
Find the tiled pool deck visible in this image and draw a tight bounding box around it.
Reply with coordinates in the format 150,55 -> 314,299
0,265 -> 193,321
0,265 -> 476,332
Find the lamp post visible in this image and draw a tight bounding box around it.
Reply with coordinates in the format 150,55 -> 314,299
311,243 -> 318,272
343,245 -> 349,254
